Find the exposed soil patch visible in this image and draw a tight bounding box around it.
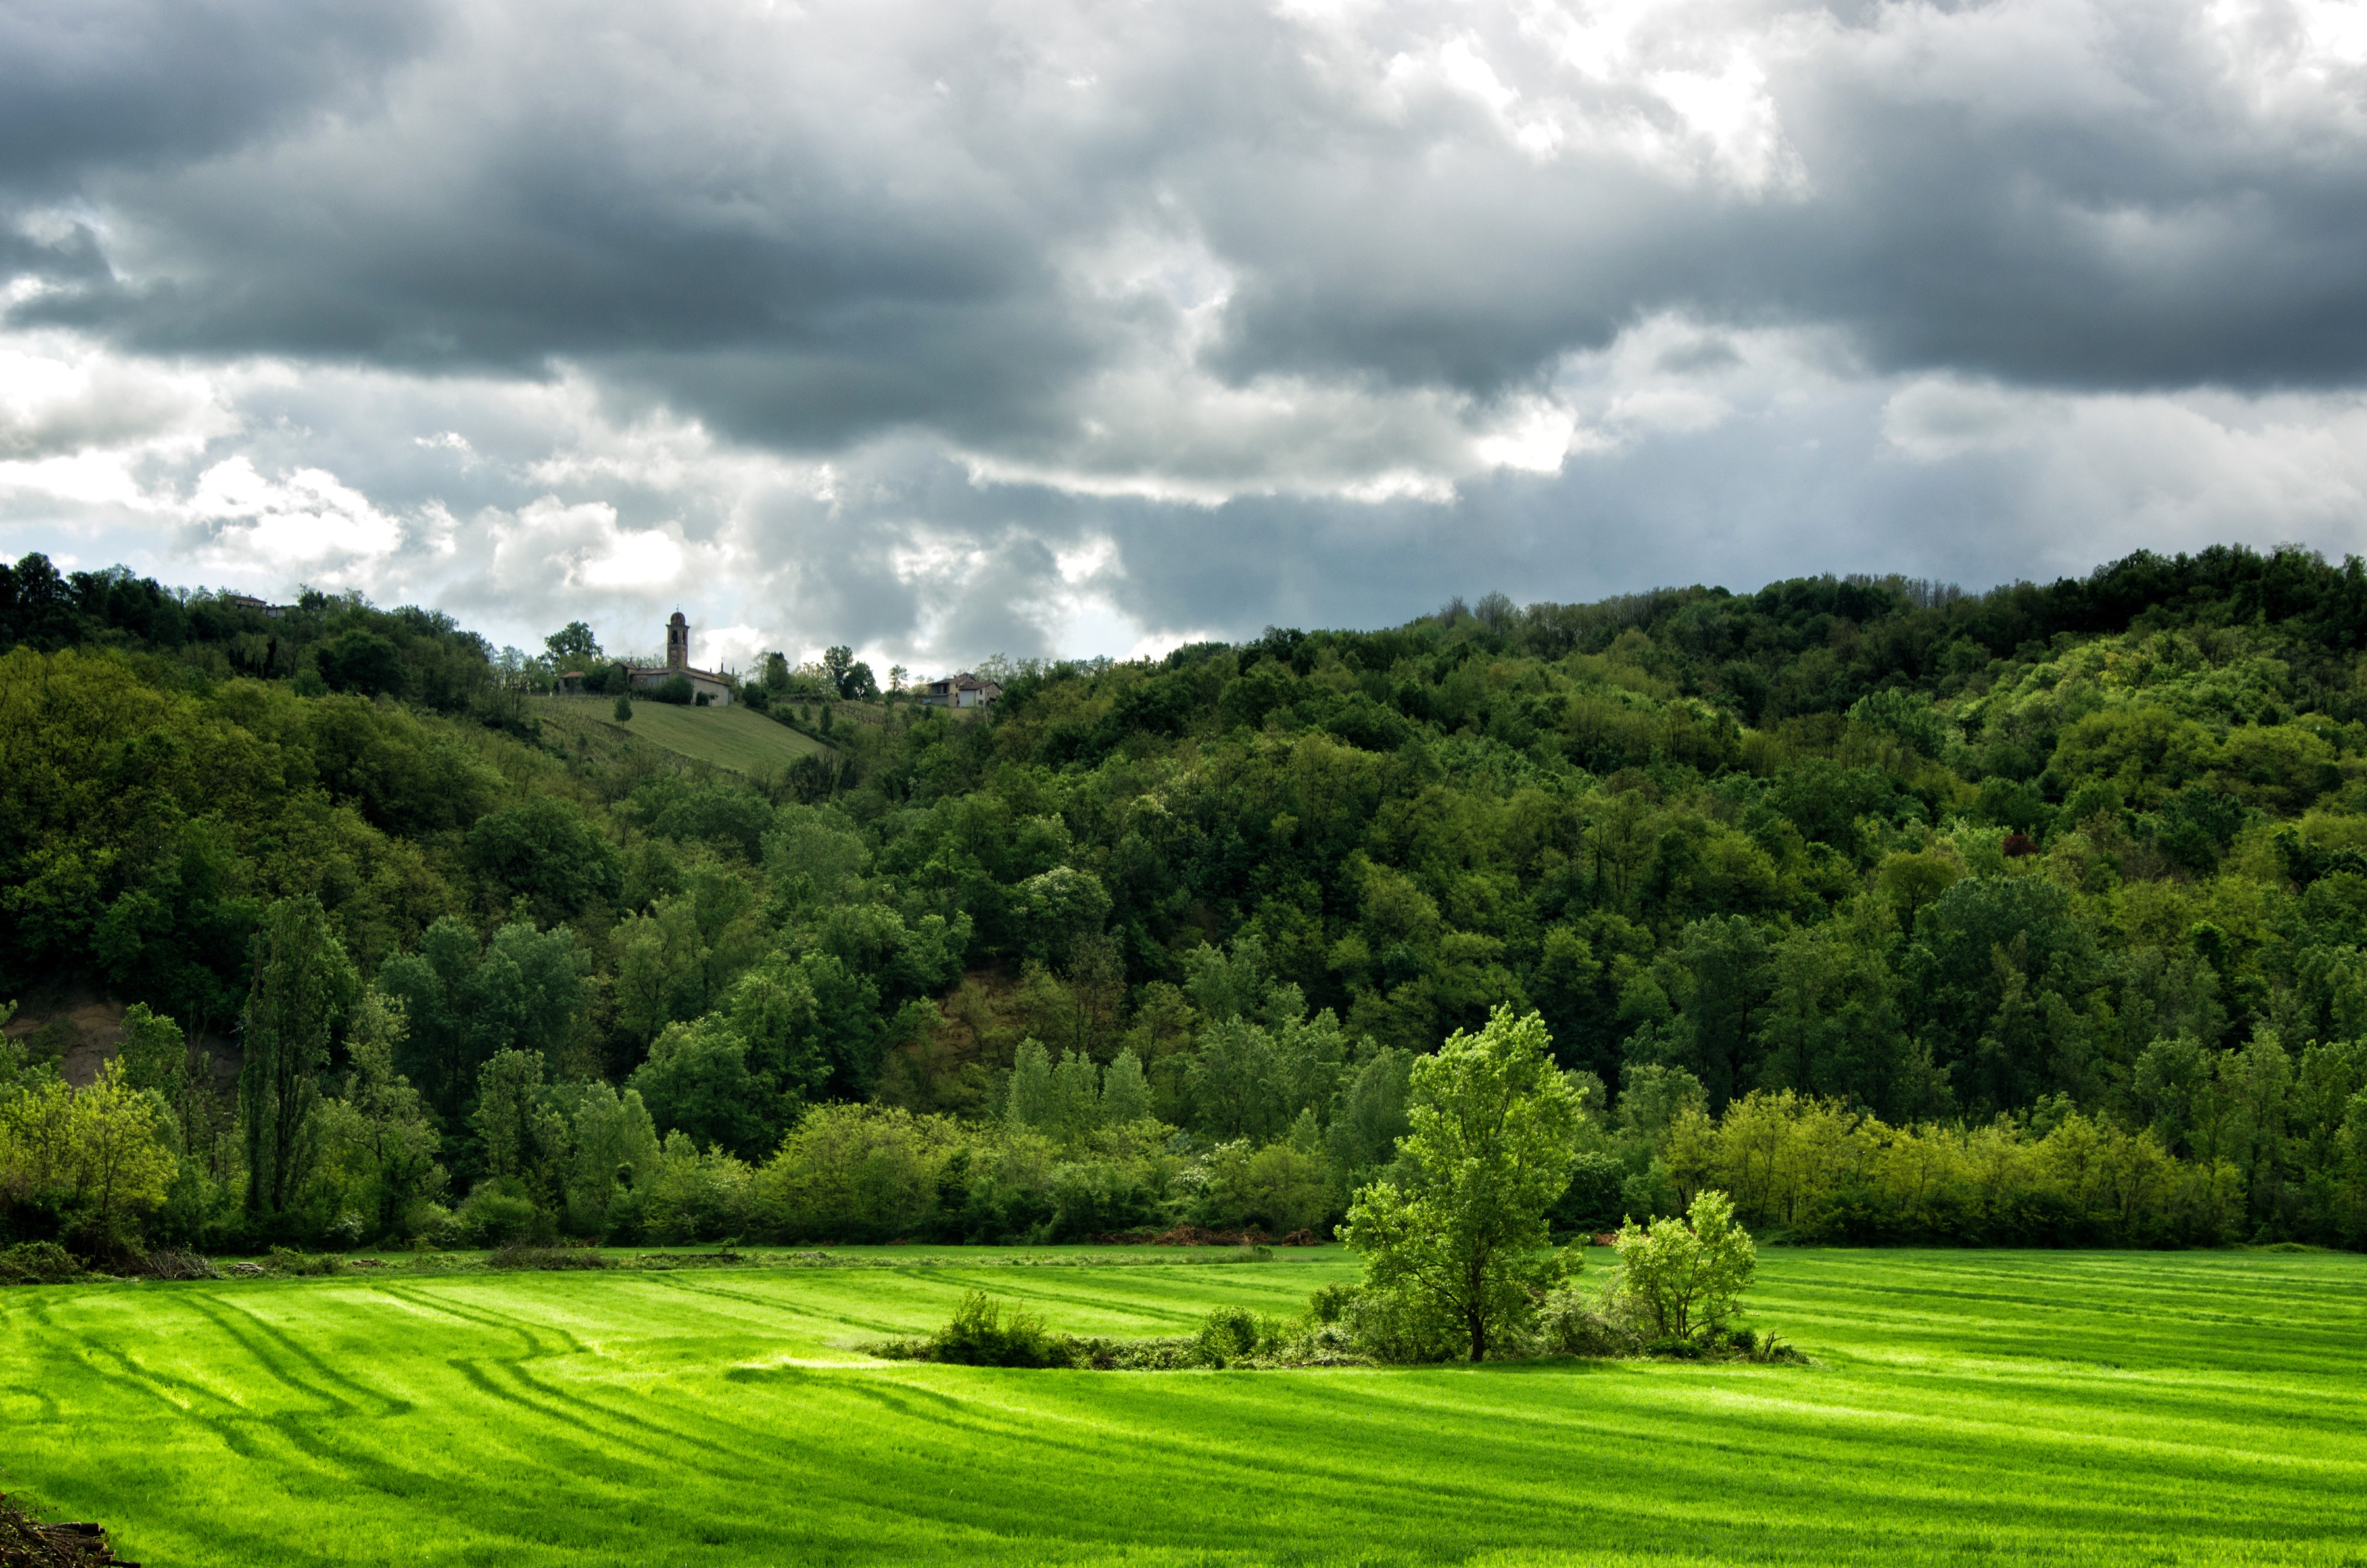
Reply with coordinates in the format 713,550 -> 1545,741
0,1494 -> 137,1567
3,986 -> 239,1091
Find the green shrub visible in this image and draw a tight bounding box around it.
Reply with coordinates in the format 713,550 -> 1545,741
0,1241 -> 84,1285
266,1247 -> 341,1276
1335,1284 -> 1464,1364
487,1242 -> 612,1271
926,1291 -> 1070,1368
456,1187 -> 540,1248
404,1200 -> 462,1248
1306,1281 -> 1359,1324
1606,1189 -> 1758,1344
1530,1287 -> 1641,1358
752,1105 -> 949,1243
1191,1304 -> 1265,1366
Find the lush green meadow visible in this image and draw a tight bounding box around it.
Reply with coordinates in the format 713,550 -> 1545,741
535,692 -> 834,774
5,1247 -> 2364,1567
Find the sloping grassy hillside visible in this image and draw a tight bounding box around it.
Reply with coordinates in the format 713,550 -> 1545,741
5,1247 -> 2364,1567
535,693 -> 834,775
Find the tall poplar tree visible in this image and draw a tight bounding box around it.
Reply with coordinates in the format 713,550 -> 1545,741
239,898 -> 358,1219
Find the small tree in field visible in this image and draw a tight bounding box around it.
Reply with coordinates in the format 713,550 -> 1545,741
614,694 -> 633,721
1342,1005 -> 1583,1361
1608,1189 -> 1756,1344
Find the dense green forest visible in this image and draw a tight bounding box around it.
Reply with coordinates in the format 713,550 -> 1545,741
6,542 -> 2367,1258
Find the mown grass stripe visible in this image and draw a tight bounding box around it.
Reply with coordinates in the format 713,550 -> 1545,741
4,1247 -> 2363,1566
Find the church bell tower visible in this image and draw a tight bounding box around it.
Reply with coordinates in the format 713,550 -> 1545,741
667,611 -> 689,671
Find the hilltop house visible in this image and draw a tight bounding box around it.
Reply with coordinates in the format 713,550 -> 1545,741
920,673 -> 1001,709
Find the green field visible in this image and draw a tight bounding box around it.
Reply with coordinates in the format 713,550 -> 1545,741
5,1247 -> 2365,1567
535,694 -> 834,775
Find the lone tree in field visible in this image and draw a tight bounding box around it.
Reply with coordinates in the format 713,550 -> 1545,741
239,897 -> 358,1218
1342,1005 -> 1583,1361
1608,1189 -> 1757,1344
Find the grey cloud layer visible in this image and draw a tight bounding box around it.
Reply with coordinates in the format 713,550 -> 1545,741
5,0 -> 2367,667
16,1 -> 2367,417
0,0 -> 432,195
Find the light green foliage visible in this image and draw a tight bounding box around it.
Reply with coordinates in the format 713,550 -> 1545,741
1201,1138 -> 1332,1235
753,1103 -> 956,1243
0,1060 -> 176,1247
1324,1047 -> 1411,1184
763,804 -> 870,916
1005,1038 -> 1056,1136
6,1250 -> 2367,1565
114,1003 -> 189,1103
1343,1005 -> 1583,1360
640,1131 -> 753,1244
1608,1189 -> 1758,1342
1049,1047 -> 1102,1139
1100,1050 -> 1151,1125
1015,866 -> 1111,960
1665,1088 -> 2252,1245
1175,938 -> 1352,1143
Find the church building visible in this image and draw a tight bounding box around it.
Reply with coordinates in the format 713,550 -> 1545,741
627,611 -> 734,705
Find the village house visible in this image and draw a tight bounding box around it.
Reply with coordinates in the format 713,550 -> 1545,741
920,673 -> 1001,709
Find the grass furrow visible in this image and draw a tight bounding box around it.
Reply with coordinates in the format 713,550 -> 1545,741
5,1247 -> 2362,1566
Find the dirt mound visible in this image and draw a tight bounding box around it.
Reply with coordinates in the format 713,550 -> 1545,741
0,1495 -> 137,1566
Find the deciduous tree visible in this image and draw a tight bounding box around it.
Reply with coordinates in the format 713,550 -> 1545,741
1342,1005 -> 1583,1360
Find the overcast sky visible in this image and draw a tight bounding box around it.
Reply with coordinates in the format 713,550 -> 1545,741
5,0 -> 2367,672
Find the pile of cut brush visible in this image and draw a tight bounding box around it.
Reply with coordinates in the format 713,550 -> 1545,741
1093,1224 -> 1321,1247
0,1494 -> 136,1567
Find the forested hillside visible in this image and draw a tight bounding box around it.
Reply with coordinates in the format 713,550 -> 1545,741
7,543 -> 2367,1258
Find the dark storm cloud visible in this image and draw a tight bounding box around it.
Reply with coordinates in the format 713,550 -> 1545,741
0,0 -> 433,195
1195,5 -> 2367,396
11,0 -> 2367,442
